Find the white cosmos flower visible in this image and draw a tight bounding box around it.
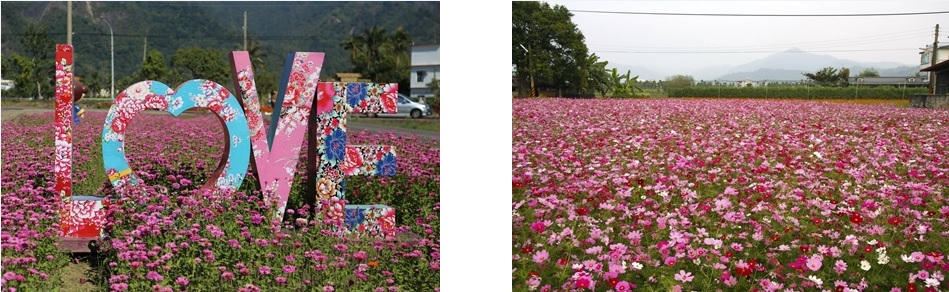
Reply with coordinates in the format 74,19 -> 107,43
925,278 -> 940,287
808,275 -> 823,287
902,254 -> 914,263
878,254 -> 889,265
860,260 -> 871,271
631,262 -> 643,270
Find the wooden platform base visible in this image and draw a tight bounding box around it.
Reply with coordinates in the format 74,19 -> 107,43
59,237 -> 102,253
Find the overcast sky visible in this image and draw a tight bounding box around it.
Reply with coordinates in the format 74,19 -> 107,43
544,0 -> 947,73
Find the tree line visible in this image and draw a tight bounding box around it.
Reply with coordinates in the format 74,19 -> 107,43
513,2 -> 640,98
1,22 -> 414,100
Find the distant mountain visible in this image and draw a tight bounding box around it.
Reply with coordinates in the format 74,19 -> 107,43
718,69 -> 810,82
692,65 -> 733,81
877,66 -> 923,77
712,48 -> 919,81
728,48 -> 907,73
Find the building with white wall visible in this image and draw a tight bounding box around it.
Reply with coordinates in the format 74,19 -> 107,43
410,43 -> 439,98
920,44 -> 949,82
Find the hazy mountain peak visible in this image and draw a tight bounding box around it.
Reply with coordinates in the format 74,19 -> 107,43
712,48 -> 915,80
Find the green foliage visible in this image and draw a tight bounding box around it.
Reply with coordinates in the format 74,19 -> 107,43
584,54 -> 611,96
3,54 -> 36,98
667,85 -> 928,99
244,39 -> 277,101
341,26 -> 411,95
1,2 -> 438,89
2,22 -> 55,99
858,67 -> 881,77
427,77 -> 439,114
804,67 -> 850,86
604,68 -> 641,98
512,1 -> 590,94
140,49 -> 169,82
171,47 -> 229,83
664,75 -> 695,95
81,70 -> 104,98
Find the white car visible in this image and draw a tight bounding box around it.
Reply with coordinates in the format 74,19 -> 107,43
374,94 -> 433,119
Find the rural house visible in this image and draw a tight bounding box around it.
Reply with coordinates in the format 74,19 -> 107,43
912,59 -> 949,108
411,43 -> 440,100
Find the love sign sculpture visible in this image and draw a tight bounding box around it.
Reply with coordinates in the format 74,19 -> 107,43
55,44 -> 399,238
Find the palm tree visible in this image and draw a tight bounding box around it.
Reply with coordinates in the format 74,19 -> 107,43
246,38 -> 267,73
342,27 -> 361,64
606,68 -> 641,98
389,27 -> 412,68
584,53 -> 610,96
340,26 -> 412,88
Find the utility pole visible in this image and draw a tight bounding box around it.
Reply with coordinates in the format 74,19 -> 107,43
143,37 -> 148,63
243,11 -> 248,50
931,24 -> 939,93
100,17 -> 114,100
67,1 -> 72,45
519,44 -> 535,98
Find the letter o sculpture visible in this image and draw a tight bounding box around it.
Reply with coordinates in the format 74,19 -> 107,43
102,80 -> 251,192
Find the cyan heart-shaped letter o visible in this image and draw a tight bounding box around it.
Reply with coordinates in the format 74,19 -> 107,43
101,80 -> 251,192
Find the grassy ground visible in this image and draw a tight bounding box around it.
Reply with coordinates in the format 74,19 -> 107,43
349,116 -> 440,132
819,98 -> 910,107
61,261 -> 97,291
1,98 -> 114,109
1,99 -> 54,108
677,97 -> 910,107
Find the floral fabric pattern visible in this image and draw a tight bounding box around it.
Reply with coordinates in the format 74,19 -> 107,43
343,205 -> 396,236
229,52 -> 324,219
102,80 -> 251,194
309,82 -> 399,235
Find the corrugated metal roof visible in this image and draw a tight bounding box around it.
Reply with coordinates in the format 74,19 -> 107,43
921,59 -> 949,72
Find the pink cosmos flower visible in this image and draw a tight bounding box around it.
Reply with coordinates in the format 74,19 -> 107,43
674,270 -> 694,283
911,252 -> 925,263
724,186 -> 739,195
575,277 -> 591,289
806,254 -> 823,271
530,221 -> 546,233
834,260 -> 847,274
533,250 -> 550,264
615,281 -> 635,291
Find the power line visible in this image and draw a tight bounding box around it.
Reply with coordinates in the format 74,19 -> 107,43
596,48 -> 918,54
591,32 -> 933,53
570,9 -> 949,17
592,27 -> 932,49
0,32 -> 354,41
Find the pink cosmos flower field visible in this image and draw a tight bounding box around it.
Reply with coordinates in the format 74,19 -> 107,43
512,99 -> 948,291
